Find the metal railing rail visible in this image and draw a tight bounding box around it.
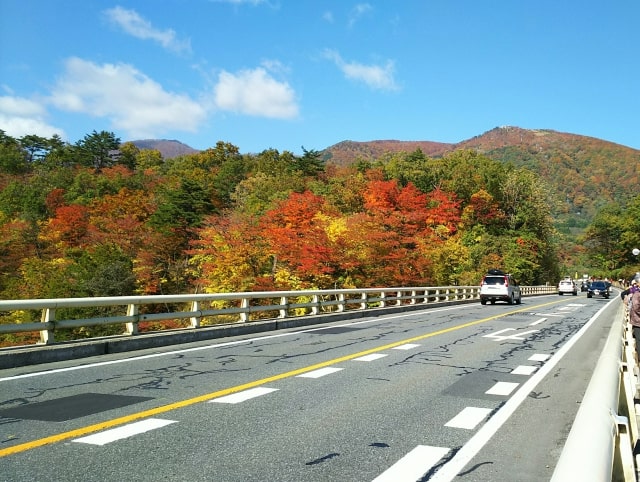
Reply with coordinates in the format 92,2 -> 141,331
0,285 -> 554,346
551,303 -> 640,482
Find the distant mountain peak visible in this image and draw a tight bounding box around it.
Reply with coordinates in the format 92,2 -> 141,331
129,139 -> 199,159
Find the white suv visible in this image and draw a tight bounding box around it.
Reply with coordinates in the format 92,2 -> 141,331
480,270 -> 522,305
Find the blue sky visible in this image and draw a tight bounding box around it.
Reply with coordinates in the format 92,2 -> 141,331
1,1 -> 639,154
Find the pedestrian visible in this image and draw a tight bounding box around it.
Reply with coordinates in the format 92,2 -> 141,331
628,279 -> 640,361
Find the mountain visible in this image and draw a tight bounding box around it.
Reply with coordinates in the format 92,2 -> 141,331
321,139 -> 453,164
129,129 -> 640,229
130,139 -> 199,159
323,126 -> 640,225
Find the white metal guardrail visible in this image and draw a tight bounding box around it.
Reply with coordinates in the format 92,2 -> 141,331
552,303 -> 640,482
0,285 -> 554,346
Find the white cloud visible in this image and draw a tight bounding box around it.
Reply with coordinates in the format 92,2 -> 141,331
214,67 -> 299,118
49,57 -> 207,138
104,6 -> 191,54
348,3 -> 372,27
0,96 -> 65,139
323,49 -> 399,91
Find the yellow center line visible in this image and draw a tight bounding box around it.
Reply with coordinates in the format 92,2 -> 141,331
0,298 -> 565,457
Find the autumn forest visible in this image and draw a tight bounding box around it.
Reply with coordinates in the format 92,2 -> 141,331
2,128 -> 640,322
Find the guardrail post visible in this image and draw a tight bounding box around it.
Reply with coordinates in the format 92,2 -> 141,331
337,293 -> 345,312
380,291 -> 387,308
361,292 -> 367,310
40,308 -> 55,344
125,304 -> 139,335
240,297 -> 249,322
279,296 -> 287,319
612,413 -> 635,482
190,301 -> 201,328
410,290 -> 417,305
423,289 -> 430,304
311,295 -> 319,315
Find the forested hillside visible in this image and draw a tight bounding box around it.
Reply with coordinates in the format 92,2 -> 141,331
3,126 -> 640,344
324,126 -> 640,230
0,129 -> 557,296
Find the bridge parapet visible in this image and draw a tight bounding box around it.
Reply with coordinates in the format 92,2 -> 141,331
552,303 -> 640,481
0,285 -> 555,368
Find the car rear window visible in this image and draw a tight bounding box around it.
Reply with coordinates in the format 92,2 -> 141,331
483,276 -> 505,285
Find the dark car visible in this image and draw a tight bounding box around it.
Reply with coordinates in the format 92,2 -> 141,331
587,280 -> 610,299
580,280 -> 589,292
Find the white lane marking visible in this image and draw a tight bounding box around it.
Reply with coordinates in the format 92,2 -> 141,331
392,343 -> 421,350
529,353 -> 551,362
529,317 -> 547,326
354,353 -> 388,362
483,328 -> 538,341
444,407 -> 492,430
428,297 -> 617,482
485,382 -> 519,396
209,387 -> 278,404
371,445 -> 450,482
535,312 -> 564,317
296,367 -> 344,378
72,418 -> 177,446
1,304 -> 472,382
511,365 -> 537,376
566,304 -> 586,307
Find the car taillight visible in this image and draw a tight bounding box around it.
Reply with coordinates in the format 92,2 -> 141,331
503,276 -> 509,287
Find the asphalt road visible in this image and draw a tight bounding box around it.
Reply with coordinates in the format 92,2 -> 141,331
0,292 -> 621,482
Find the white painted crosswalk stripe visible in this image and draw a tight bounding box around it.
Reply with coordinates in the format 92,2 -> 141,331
209,387 -> 279,404
72,418 -> 177,446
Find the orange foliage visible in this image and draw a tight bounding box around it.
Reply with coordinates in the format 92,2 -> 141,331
39,204 -> 89,248
261,191 -> 339,284
87,188 -> 155,256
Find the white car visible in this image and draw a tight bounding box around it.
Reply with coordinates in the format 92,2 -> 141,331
480,270 -> 522,305
558,279 -> 577,295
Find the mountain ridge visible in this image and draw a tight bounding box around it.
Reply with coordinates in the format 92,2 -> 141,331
131,127 -> 640,225
322,126 -> 640,224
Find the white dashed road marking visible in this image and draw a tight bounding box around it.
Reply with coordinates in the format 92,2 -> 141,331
354,353 -> 388,362
483,328 -> 539,341
72,418 -> 177,446
296,367 -> 344,378
529,353 -> 551,362
445,407 -> 492,430
529,317 -> 547,326
392,343 -> 421,350
371,445 -> 450,482
209,387 -> 279,404
485,382 -> 519,396
511,365 -> 538,376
